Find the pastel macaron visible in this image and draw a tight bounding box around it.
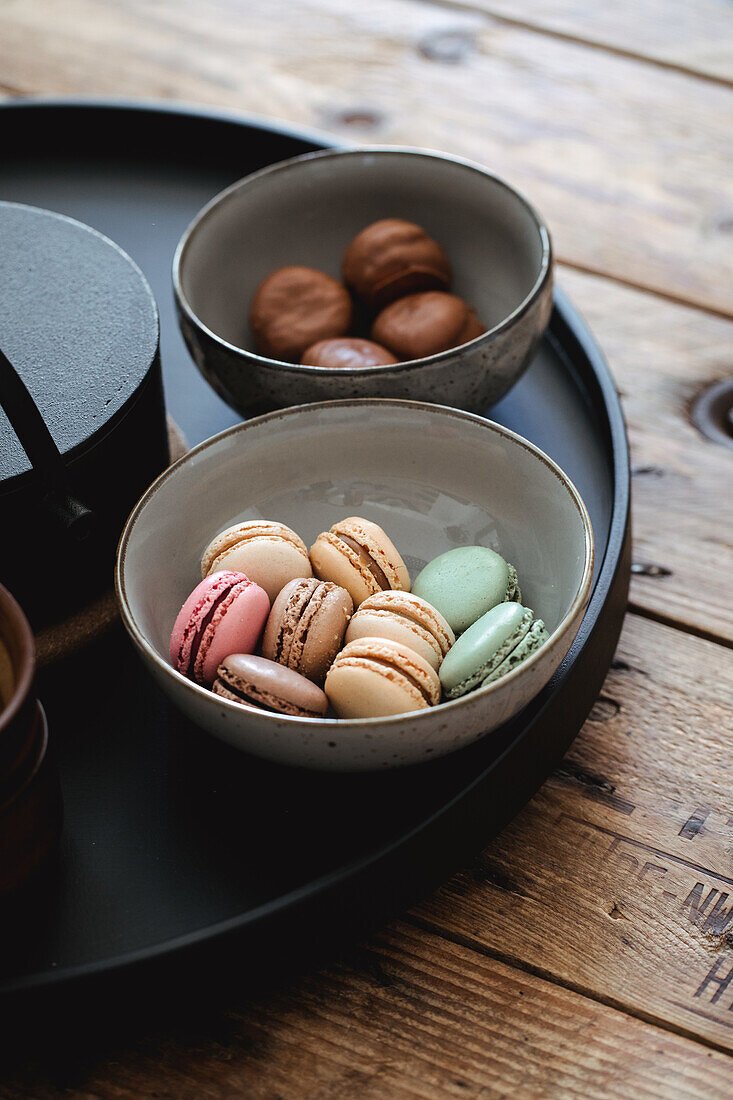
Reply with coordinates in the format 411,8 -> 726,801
213,654 -> 328,718
325,637 -> 440,719
309,517 -> 410,607
345,590 -> 455,670
170,570 -> 270,686
440,602 -> 548,700
412,546 -> 521,635
262,577 -> 353,685
201,520 -> 311,603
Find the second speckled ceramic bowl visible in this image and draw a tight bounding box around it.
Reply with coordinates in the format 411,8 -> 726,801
116,400 -> 593,771
173,148 -> 553,415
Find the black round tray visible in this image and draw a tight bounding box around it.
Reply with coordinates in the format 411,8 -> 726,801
0,99 -> 630,999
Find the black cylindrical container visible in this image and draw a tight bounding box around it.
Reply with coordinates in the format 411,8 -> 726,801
0,203 -> 169,621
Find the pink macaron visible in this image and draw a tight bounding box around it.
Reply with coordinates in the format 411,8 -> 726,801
170,570 -> 270,686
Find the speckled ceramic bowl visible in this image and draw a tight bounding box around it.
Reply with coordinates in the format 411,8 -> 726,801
173,148 -> 553,416
116,400 -> 593,772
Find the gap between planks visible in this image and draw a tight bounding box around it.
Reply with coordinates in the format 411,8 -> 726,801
558,259 -> 733,325
629,601 -> 733,651
406,912 -> 733,1060
417,0 -> 733,90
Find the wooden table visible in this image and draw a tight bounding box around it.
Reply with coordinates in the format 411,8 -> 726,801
2,2 -> 732,1095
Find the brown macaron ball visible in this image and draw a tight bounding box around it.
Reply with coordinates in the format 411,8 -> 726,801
300,337 -> 398,369
250,266 -> 352,361
342,219 -> 451,310
372,291 -> 485,361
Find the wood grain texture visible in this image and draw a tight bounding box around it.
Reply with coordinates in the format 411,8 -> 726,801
415,612 -> 733,1051
4,924 -> 733,1098
459,1 -> 733,83
1,0 -> 733,315
557,267 -> 733,645
1,0 -> 733,1089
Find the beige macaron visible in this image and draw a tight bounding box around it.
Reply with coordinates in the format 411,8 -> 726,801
309,517 -> 410,607
201,520 -> 312,603
345,590 -> 455,670
325,637 -> 441,719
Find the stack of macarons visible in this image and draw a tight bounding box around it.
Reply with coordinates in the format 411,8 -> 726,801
169,515 -> 549,722
249,218 -> 486,368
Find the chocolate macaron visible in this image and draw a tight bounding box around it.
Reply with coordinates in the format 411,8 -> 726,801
372,291 -> 484,360
213,654 -> 328,717
250,266 -> 352,361
343,219 -> 451,310
262,577 -> 353,685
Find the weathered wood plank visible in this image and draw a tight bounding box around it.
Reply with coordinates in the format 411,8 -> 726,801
461,1 -> 733,83
4,924 -> 733,1098
1,0 -> 733,315
415,612 -> 733,1051
558,267 -> 733,645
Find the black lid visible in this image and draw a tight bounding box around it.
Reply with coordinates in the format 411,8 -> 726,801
0,202 -> 159,493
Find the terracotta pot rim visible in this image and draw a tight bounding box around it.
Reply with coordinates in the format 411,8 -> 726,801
0,700 -> 48,816
0,584 -> 36,737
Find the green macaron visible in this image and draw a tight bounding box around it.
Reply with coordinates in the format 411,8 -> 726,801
412,546 -> 521,635
439,602 -> 549,700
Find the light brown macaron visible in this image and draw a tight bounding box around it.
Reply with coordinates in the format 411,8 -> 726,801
261,577 -> 353,686
325,637 -> 441,718
250,266 -> 352,361
213,653 -> 328,718
345,590 -> 455,670
342,219 -> 451,310
372,291 -> 485,361
201,520 -> 312,604
300,337 -> 398,368
309,517 -> 411,608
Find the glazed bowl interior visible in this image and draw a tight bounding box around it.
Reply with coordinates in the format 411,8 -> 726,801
176,148 -> 549,361
118,400 -> 592,760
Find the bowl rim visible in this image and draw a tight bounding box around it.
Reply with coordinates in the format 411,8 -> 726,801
172,146 -> 553,376
115,399 -> 594,729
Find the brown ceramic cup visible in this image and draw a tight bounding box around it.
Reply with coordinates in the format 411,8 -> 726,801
0,584 -> 62,898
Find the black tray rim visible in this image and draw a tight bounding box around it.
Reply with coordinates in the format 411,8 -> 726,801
0,97 -> 631,996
